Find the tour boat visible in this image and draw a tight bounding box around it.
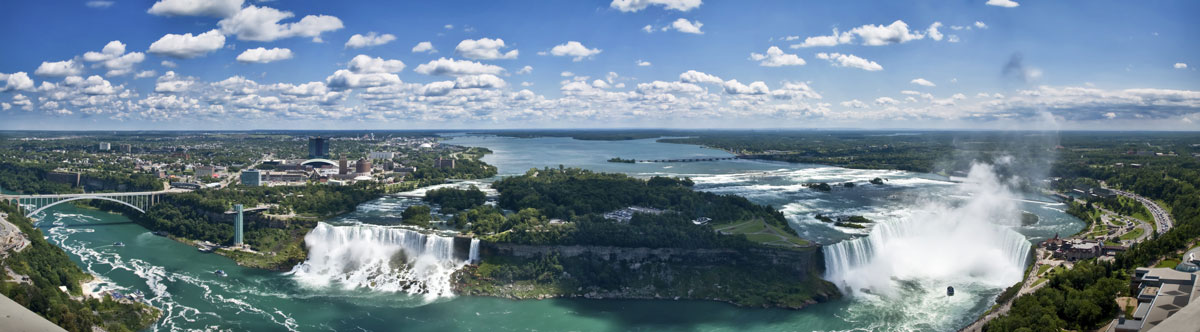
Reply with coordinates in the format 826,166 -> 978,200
947,286 -> 955,296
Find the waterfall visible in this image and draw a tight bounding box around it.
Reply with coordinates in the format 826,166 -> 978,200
822,162 -> 1033,296
468,238 -> 480,264
290,223 -> 469,297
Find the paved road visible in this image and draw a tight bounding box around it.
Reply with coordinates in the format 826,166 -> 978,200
1106,187 -> 1173,235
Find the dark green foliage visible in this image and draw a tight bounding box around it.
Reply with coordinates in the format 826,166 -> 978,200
424,186 -> 486,213
401,205 -> 433,227
480,168 -> 784,249
870,177 -> 885,185
607,157 -> 636,163
808,182 -> 832,191
985,261 -> 1127,331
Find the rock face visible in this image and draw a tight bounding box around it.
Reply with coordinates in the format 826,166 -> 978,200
454,242 -> 840,309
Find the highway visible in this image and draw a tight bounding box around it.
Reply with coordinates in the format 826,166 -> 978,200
1106,187 -> 1174,235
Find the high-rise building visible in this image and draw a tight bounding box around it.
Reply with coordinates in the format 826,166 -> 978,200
195,165 -> 216,178
240,169 -> 262,186
98,142 -> 111,151
118,144 -> 132,153
308,137 -> 329,158
338,156 -> 348,175
355,158 -> 371,174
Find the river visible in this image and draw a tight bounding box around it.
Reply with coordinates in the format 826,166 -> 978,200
30,134 -> 1085,331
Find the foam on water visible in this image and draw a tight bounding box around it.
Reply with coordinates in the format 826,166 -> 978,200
290,223 -> 469,300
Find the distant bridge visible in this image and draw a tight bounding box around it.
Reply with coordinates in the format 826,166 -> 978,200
635,156 -> 741,163
1,191 -> 169,219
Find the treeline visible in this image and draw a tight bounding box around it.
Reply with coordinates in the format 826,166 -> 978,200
985,261 -> 1127,330
455,168 -> 781,249
424,186 -> 486,213
0,161 -> 161,194
0,203 -> 159,332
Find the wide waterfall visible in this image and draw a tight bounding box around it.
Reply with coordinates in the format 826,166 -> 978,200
822,163 -> 1033,296
290,223 -> 469,298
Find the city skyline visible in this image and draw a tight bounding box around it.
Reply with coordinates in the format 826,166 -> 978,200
1,0 -> 1198,130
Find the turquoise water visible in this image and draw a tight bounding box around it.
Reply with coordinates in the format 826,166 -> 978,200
28,135 -> 1085,332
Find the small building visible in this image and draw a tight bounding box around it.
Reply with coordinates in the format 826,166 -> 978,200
195,166 -> 216,178
355,158 -> 371,174
368,151 -> 394,160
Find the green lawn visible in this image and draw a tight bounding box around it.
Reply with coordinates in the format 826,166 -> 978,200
1120,227 -> 1145,241
1156,259 -> 1181,269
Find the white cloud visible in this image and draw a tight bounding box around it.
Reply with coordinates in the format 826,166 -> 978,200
722,79 -> 769,95
610,0 -> 701,12
1174,63 -> 1188,69
412,41 -> 436,53
148,29 -> 226,59
926,22 -> 944,41
875,97 -> 900,105
218,5 -> 343,42
679,70 -> 722,84
815,52 -> 883,71
642,25 -> 654,33
986,0 -> 1019,8
147,0 -> 243,17
82,40 -> 145,76
549,41 -> 602,61
345,32 -> 396,48
161,60 -> 177,68
790,29 -> 848,48
443,24 -> 454,30
910,78 -> 936,87
135,70 -> 157,79
348,54 -> 405,73
636,60 -> 652,66
325,70 -> 400,89
155,71 -> 194,93
0,72 -> 35,91
516,66 -> 533,75
236,47 -> 294,63
560,71 -> 574,77
35,60 -> 84,77
667,18 -> 704,34
841,99 -> 868,108
975,21 -> 988,29
413,58 -> 504,76
749,46 -> 805,67
85,1 -> 114,8
454,74 -> 507,89
455,38 -> 518,60
848,20 -> 925,46
771,82 -> 821,100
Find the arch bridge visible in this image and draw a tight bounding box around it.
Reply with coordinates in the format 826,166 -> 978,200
0,192 -> 163,219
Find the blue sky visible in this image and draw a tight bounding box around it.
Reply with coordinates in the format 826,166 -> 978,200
0,0 -> 1197,130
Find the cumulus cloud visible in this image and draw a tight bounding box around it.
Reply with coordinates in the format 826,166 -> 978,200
637,60 -> 652,66
148,0 -> 243,17
82,40 -> 145,76
345,32 -> 396,48
667,18 -> 704,34
0,72 -> 35,91
722,79 -> 769,95
816,53 -> 883,71
455,38 -> 518,60
161,60 -> 177,68
236,47 -> 293,63
454,74 -> 507,89
792,20 -> 940,48
516,66 -> 533,75
412,41 -> 436,53
155,71 -> 194,93
975,21 -> 988,29
1175,63 -> 1188,69
771,82 -> 821,100
148,29 -> 226,59
413,58 -> 504,76
348,54 -> 405,73
986,0 -> 1019,8
549,41 -> 602,61
910,78 -> 936,87
926,22 -> 944,41
610,0 -> 701,12
841,99 -> 868,109
35,60 -> 84,77
749,46 -> 805,67
875,97 -> 900,105
217,5 -> 343,42
679,70 -> 723,84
